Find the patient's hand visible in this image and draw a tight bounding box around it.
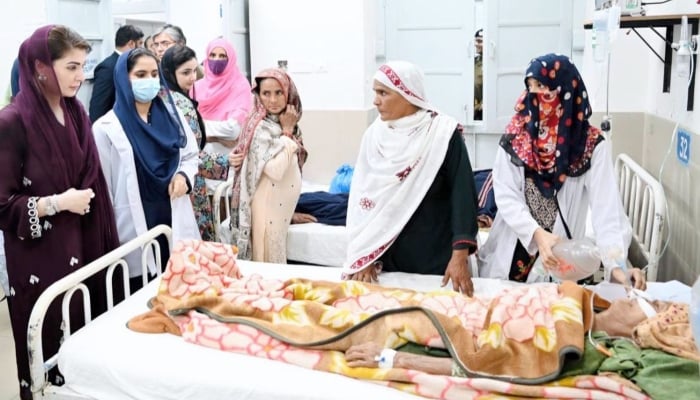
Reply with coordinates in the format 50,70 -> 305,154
345,342 -> 383,368
476,215 -> 492,228
291,212 -> 317,224
611,267 -> 647,290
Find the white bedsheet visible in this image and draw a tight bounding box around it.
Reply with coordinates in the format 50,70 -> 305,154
286,181 -> 347,267
286,223 -> 347,267
287,225 -> 490,272
57,261 -> 518,400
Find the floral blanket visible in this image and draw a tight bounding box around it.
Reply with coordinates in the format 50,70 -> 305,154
129,240 -> 650,399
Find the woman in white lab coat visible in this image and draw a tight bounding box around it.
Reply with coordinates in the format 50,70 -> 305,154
478,53 -> 645,289
93,48 -> 200,287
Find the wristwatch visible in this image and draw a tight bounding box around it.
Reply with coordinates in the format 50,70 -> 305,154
45,194 -> 59,216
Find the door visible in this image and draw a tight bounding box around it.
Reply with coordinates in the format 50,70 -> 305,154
224,0 -> 251,80
46,0 -> 113,107
384,0 -> 475,125
485,0 -> 574,133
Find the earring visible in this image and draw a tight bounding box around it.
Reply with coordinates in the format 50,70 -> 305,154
38,74 -> 47,81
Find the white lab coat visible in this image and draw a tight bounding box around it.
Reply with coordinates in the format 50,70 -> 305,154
93,110 -> 201,277
478,139 -> 632,281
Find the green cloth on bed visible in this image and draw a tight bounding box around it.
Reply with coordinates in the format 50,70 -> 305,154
403,333 -> 700,399
561,332 -> 700,400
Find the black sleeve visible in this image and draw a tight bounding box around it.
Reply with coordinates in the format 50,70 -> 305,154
88,62 -> 115,123
445,129 -> 479,254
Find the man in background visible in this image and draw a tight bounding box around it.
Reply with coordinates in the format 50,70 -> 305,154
89,24 -> 144,122
473,29 -> 483,121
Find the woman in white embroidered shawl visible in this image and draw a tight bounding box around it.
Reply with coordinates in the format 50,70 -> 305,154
229,68 -> 307,262
477,54 -> 645,289
343,61 -> 479,296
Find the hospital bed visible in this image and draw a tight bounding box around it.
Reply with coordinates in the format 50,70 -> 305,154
26,225 -> 512,400
212,178 -> 486,274
212,178 -> 348,267
614,153 -> 667,282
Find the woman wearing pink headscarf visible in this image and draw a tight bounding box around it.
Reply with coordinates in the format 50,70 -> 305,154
192,37 -> 252,187
229,68 -> 307,263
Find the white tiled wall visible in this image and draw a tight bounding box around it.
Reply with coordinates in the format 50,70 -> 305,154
591,112 -> 700,286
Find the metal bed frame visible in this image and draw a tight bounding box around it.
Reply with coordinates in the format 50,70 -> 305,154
615,153 -> 667,282
26,225 -> 171,399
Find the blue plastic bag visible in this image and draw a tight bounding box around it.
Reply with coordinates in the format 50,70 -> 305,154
329,164 -> 354,194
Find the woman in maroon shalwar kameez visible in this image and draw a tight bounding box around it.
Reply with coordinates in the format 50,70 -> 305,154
0,25 -> 118,399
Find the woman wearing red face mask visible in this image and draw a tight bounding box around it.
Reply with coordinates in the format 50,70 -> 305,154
478,53 -> 645,289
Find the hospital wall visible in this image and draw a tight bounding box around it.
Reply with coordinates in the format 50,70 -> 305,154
0,0 -> 50,86
583,0 -> 700,285
248,0 -> 379,184
586,111 -> 700,286
1,0 -> 698,285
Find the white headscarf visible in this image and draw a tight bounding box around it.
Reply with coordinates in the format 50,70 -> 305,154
343,61 -> 458,276
372,61 -> 435,111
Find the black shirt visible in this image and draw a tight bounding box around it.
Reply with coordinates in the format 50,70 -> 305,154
380,129 -> 479,275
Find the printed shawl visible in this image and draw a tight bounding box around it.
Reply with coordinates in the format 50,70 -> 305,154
230,68 -> 305,260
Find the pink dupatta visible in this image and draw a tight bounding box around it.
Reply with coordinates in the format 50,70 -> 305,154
192,38 -> 252,125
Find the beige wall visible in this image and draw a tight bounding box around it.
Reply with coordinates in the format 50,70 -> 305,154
297,108 -> 376,184
640,114 -> 699,285
596,112 -> 700,285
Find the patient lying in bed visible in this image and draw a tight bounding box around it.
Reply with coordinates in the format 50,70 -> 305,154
129,240 -> 699,400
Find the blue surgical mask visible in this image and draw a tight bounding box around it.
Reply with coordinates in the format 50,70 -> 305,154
131,78 -> 161,103
208,59 -> 228,75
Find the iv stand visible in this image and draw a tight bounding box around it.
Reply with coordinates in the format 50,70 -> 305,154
601,51 -> 612,137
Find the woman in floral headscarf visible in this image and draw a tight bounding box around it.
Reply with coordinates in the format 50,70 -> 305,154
229,68 -> 307,263
478,53 -> 645,289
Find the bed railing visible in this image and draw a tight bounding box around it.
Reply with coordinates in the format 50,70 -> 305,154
614,154 -> 666,282
27,225 -> 172,395
213,177 -> 234,243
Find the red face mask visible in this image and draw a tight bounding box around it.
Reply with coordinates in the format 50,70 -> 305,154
534,91 -> 561,170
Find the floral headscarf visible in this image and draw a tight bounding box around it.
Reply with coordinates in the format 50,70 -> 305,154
500,53 -> 603,198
